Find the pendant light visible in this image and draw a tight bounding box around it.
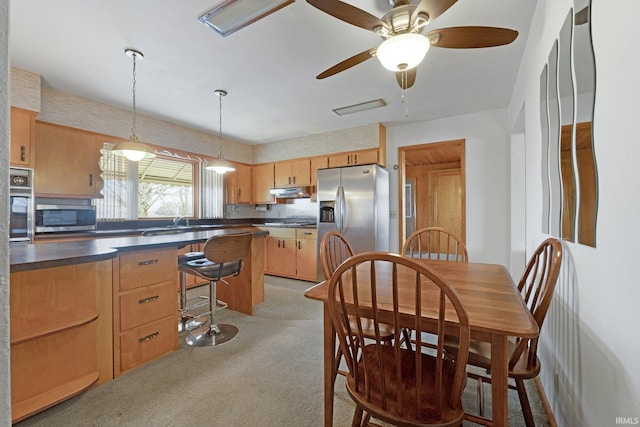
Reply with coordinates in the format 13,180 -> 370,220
112,49 -> 156,162
205,89 -> 236,174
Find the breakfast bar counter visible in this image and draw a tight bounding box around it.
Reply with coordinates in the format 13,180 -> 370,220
8,226 -> 267,423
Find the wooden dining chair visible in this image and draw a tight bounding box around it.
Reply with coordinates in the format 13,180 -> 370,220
319,231 -> 395,384
328,252 -> 470,427
445,237 -> 563,427
403,226 -> 468,263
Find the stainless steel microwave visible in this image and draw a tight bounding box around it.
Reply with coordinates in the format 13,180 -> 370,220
35,204 -> 97,233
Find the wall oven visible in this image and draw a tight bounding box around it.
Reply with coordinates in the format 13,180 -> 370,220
9,167 -> 35,243
35,204 -> 97,233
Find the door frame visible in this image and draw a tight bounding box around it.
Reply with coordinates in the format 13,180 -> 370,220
398,140 -> 466,251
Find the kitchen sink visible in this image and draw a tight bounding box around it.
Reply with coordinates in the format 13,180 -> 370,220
140,227 -> 189,236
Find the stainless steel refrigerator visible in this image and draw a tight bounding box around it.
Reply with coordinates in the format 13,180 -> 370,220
316,164 -> 389,279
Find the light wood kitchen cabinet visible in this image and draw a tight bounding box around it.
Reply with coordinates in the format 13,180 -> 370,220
113,247 -> 178,377
252,162 -> 275,203
274,158 -> 311,187
225,163 -> 252,204
34,121 -> 103,198
10,107 -> 37,167
264,227 -> 317,282
295,228 -> 318,281
328,148 -> 379,168
9,259 -> 113,423
265,227 -> 297,277
310,156 -> 328,201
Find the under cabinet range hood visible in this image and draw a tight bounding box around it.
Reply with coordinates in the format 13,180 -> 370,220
269,186 -> 312,199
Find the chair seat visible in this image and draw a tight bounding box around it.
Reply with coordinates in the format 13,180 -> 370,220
178,251 -> 205,264
179,259 -> 242,281
347,344 -> 465,426
444,337 -> 541,379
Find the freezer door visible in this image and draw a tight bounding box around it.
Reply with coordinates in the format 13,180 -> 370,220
340,165 -> 377,255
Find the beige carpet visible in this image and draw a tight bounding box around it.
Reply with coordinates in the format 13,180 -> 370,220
17,276 -> 550,426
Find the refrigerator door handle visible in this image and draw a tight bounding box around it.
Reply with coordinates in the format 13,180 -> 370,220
334,186 -> 342,234
340,185 -> 347,234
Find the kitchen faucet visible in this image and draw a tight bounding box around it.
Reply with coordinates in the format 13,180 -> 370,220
173,216 -> 188,227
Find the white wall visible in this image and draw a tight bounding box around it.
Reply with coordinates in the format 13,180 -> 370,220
1,0 -> 12,423
385,109 -> 511,266
509,0 -> 640,425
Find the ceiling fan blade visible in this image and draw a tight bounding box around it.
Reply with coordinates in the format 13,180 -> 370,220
575,6 -> 589,25
412,0 -> 458,25
396,68 -> 417,89
306,0 -> 385,31
317,48 -> 376,79
427,26 -> 518,49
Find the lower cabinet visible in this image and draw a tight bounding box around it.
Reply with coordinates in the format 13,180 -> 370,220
264,227 -> 318,282
9,259 -> 113,423
113,247 -> 179,377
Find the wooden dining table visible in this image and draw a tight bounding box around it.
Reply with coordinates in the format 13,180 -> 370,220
304,259 -> 539,427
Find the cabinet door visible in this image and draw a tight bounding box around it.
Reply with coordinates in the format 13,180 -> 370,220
252,163 -> 274,203
328,153 -> 350,168
266,237 -> 296,276
291,158 -> 311,186
296,228 -> 318,281
236,163 -> 252,203
352,149 -> 378,165
310,156 -> 328,200
35,122 -> 101,197
274,161 -> 292,187
10,108 -> 36,167
225,170 -> 239,204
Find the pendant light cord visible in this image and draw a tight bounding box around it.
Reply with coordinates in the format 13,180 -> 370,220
218,91 -> 223,157
131,53 -> 138,139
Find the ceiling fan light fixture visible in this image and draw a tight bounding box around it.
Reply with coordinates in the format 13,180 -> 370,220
376,33 -> 430,72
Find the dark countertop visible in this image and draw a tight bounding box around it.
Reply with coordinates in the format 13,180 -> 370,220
10,226 -> 267,273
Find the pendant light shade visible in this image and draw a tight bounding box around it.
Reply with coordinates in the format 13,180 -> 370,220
206,89 -> 235,175
112,49 -> 156,161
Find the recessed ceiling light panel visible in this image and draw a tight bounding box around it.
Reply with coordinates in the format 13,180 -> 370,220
198,0 -> 294,37
333,99 -> 387,116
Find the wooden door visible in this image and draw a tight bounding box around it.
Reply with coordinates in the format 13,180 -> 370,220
431,170 -> 464,239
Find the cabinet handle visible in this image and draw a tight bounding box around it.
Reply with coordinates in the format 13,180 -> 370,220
354,154 -> 358,164
20,146 -> 26,162
238,188 -> 241,197
277,240 -> 280,248
298,241 -> 301,250
138,295 -> 159,304
89,173 -> 93,187
139,332 -> 159,342
347,155 -> 351,165
288,176 -> 291,184
303,232 -> 313,235
282,240 -> 285,248
138,259 -> 159,266
293,176 -> 296,184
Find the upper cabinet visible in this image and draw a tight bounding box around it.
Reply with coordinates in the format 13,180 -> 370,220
274,158 -> 311,187
310,156 -> 328,201
34,122 -> 104,198
10,107 -> 37,168
252,162 -> 275,204
225,163 -> 252,204
328,149 -> 379,168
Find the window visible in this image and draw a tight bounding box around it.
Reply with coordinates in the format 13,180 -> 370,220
96,143 -> 224,221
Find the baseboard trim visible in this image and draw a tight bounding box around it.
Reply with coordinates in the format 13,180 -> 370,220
534,377 -> 557,427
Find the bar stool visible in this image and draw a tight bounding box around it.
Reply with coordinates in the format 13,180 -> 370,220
177,250 -> 208,333
178,232 -> 252,346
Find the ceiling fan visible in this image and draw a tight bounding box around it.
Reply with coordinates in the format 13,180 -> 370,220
307,0 -> 519,89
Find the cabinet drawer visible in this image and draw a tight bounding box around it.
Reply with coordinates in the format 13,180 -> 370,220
119,248 -> 177,291
296,228 -> 317,240
119,281 -> 176,331
265,227 -> 296,239
119,316 -> 177,373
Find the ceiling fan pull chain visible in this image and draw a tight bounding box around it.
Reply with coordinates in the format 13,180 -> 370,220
401,69 -> 409,117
